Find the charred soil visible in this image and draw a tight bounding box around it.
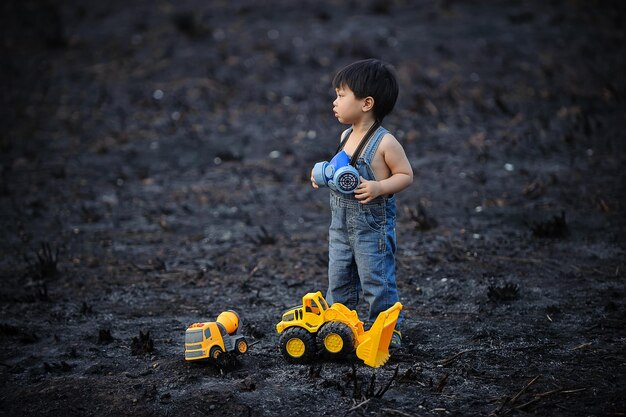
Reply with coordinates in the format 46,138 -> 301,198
1,1 -> 625,416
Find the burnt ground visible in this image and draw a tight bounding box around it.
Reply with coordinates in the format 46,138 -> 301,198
1,1 -> 625,416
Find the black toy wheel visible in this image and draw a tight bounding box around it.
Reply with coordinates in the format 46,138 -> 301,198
317,321 -> 355,357
236,338 -> 248,354
279,327 -> 316,363
209,346 -> 223,359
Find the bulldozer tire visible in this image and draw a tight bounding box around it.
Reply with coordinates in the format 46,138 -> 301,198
209,346 -> 223,360
317,321 -> 355,357
279,327 -> 316,363
236,338 -> 248,354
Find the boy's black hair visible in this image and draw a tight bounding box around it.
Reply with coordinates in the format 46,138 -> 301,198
332,58 -> 399,122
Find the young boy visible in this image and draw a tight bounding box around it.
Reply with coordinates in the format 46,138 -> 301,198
311,59 -> 413,347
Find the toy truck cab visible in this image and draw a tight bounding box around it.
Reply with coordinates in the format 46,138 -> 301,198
185,322 -> 225,360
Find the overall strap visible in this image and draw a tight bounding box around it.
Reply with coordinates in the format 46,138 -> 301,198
335,122 -> 381,166
360,126 -> 388,164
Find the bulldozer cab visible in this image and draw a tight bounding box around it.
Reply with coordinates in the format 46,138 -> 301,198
276,292 -> 331,333
303,292 -> 328,315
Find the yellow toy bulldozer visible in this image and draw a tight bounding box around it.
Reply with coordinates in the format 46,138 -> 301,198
185,310 -> 248,361
276,292 -> 402,368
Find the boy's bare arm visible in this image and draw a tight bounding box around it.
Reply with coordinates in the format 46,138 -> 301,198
354,134 -> 413,203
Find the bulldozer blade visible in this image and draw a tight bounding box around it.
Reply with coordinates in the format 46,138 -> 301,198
355,302 -> 402,368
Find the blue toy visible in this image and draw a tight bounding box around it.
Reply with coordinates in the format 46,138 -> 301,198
312,150 -> 360,194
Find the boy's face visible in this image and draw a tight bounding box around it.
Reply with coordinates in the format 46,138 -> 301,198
333,85 -> 367,125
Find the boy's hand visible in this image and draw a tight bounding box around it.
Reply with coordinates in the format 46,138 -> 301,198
354,177 -> 382,203
310,169 -> 319,189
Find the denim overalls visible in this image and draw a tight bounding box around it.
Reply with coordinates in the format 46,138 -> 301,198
326,126 -> 403,328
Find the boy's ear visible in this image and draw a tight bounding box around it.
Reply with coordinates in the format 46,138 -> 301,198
362,96 -> 374,112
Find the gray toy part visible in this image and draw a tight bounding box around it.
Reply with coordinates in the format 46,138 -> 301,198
313,161 -> 330,187
333,166 -> 360,193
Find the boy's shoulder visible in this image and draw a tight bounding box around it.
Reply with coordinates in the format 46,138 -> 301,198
377,130 -> 408,158
339,126 -> 404,154
378,129 -> 401,147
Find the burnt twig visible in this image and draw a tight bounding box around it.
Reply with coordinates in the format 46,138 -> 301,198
375,366 -> 400,398
510,375 -> 540,404
131,330 -> 154,355
571,342 -> 592,350
345,365 -> 400,415
530,212 -> 568,238
380,409 -> 417,417
439,349 -> 475,366
25,242 -> 59,280
251,226 -> 277,245
98,329 -> 113,344
345,398 -> 371,415
490,375 -> 540,416
487,283 -> 519,303
131,257 -> 166,273
435,373 -> 449,393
